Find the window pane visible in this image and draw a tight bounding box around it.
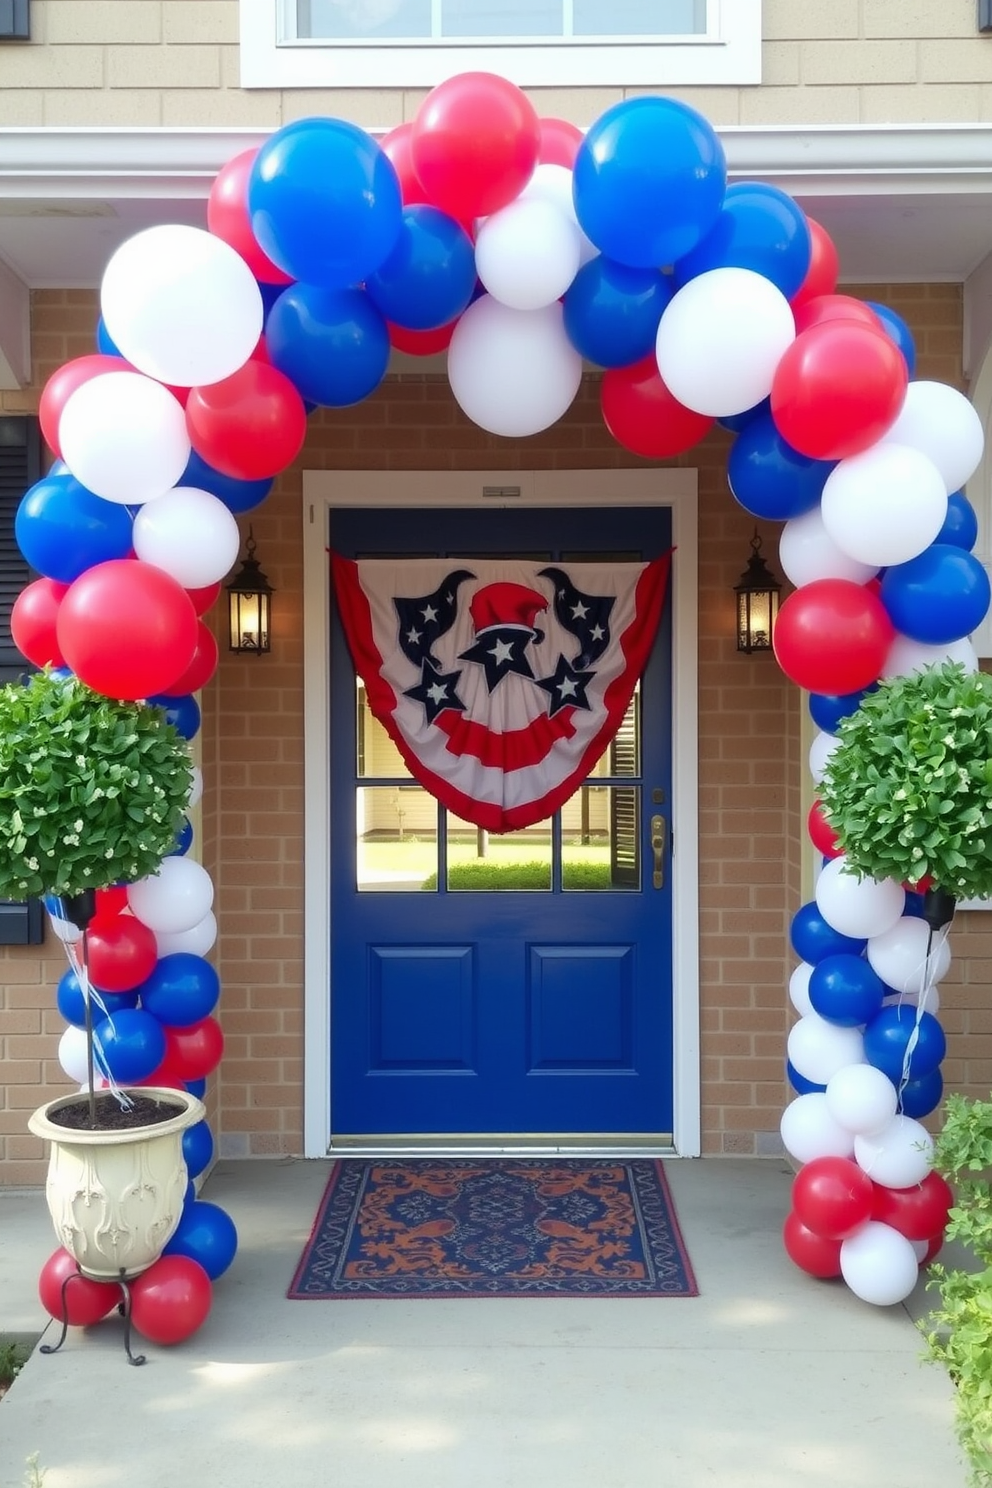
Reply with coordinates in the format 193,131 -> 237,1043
357,682 -> 412,780
563,786 -> 640,891
300,0 -> 430,40
441,0 -> 561,37
447,816 -> 551,891
574,0 -> 704,35
357,786 -> 437,891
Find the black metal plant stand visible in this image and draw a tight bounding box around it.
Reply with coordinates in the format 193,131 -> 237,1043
39,1266 -> 146,1366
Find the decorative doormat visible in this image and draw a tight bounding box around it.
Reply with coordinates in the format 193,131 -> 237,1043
288,1158 -> 698,1299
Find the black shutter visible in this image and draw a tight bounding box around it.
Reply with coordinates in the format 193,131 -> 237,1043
0,414 -> 40,684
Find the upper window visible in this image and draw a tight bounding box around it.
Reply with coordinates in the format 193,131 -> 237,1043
240,0 -> 760,89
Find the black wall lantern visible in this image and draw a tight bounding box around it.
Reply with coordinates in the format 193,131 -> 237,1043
734,529 -> 782,654
226,528 -> 273,655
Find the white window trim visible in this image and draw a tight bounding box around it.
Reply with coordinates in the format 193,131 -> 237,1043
240,0 -> 760,90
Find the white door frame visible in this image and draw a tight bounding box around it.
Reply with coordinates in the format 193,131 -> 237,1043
300,468 -> 701,1156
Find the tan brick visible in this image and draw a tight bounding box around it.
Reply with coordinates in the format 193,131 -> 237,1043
43,88 -> 164,124
860,83 -> 985,122
763,0 -> 860,39
920,38 -> 992,83
864,0 -> 978,38
107,44 -> 221,88
164,2 -> 238,46
802,40 -> 918,85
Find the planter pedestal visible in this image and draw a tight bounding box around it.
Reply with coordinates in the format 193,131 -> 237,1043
29,1087 -> 205,1282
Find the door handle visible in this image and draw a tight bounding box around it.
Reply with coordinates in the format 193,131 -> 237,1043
650,814 -> 667,890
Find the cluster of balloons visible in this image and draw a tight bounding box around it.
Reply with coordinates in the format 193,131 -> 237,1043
39,1246 -> 214,1346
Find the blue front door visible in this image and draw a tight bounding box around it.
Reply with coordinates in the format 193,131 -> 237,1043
329,505 -> 673,1139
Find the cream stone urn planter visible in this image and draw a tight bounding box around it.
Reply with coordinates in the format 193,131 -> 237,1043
29,1087 -> 205,1281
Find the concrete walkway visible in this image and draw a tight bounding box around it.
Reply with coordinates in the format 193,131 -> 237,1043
0,1157 -> 965,1488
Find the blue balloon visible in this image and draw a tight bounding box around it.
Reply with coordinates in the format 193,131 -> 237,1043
791,902 -> 867,964
267,284 -> 390,408
163,1199 -> 238,1280
148,692 -> 201,741
169,816 -> 195,858
864,301 -> 916,377
56,969 -> 138,1028
880,543 -> 991,645
186,1077 -> 207,1099
182,1119 -> 214,1180
366,205 -> 476,331
138,953 -> 220,1028
808,686 -> 875,736
562,257 -> 671,368
864,1004 -> 946,1083
93,1008 -> 166,1084
717,397 -> 771,434
179,448 -> 273,515
572,97 -> 726,269
786,1060 -> 826,1096
898,1066 -> 944,1119
673,181 -> 812,300
15,470 -> 133,584
936,491 -> 979,552
728,413 -> 835,521
249,117 -> 403,287
902,890 -> 927,920
808,954 -> 886,1028
95,316 -> 122,357
184,1179 -> 197,1207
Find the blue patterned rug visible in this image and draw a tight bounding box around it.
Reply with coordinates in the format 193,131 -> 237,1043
288,1159 -> 698,1298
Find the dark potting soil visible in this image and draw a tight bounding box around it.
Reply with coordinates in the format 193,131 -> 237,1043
49,1093 -> 184,1133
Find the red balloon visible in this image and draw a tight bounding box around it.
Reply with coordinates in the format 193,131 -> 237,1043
601,355 -> 714,459
186,361 -> 307,481
207,148 -> 293,285
538,116 -> 584,168
10,577 -> 69,668
160,620 -> 219,695
388,318 -> 460,357
792,295 -> 882,337
379,128 -> 477,240
771,319 -> 909,461
57,559 -> 198,701
94,885 -> 129,921
39,1247 -> 121,1326
792,1156 -> 874,1240
185,582 -> 222,617
923,1231 -> 944,1265
870,1171 -> 954,1242
86,914 -> 159,993
128,1254 -> 212,1345
773,580 -> 894,695
790,217 -> 839,310
39,354 -> 126,458
160,1017 -> 225,1082
808,799 -> 842,858
782,1210 -> 842,1279
411,71 -> 541,222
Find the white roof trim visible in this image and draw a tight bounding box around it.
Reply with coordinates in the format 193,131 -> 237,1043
0,125 -> 992,200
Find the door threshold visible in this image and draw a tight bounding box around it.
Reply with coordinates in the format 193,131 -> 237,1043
327,1132 -> 677,1157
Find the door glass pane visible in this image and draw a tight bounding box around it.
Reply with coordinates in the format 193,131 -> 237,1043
357,786 -> 437,891
300,1 -> 431,40
563,785 -> 640,891
574,0 -> 704,35
447,814 -> 552,891
357,682 -> 412,779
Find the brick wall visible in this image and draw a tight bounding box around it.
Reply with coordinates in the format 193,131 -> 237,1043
0,281 -> 988,1180
0,1 -> 988,128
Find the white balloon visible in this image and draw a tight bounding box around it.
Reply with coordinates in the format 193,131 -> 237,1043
880,380 -> 985,494
58,1026 -> 91,1085
815,857 -> 906,941
820,443 -> 947,569
825,1062 -> 898,1135
787,1014 -> 865,1086
187,766 -> 203,809
789,962 -> 815,1017
448,296 -> 582,437
911,1238 -> 931,1262
128,857 -> 214,935
808,730 -> 840,786
133,486 -> 241,589
840,1221 -> 919,1306
475,197 -> 581,312
155,909 -> 217,959
883,633 -> 979,680
854,1114 -> 934,1189
655,267 -> 795,418
867,916 -> 952,997
518,163 -> 598,265
779,505 -> 879,588
59,372 -> 190,506
780,1093 -> 856,1163
101,224 -> 264,388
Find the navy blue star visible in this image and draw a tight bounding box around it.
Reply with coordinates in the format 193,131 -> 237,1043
538,566 -> 614,667
458,627 -> 535,693
536,654 -> 595,717
403,663 -> 466,724
394,569 -> 474,670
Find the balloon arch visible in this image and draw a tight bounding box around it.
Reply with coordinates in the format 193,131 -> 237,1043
13,73 -> 985,1328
